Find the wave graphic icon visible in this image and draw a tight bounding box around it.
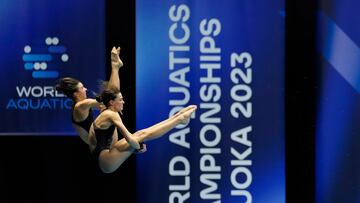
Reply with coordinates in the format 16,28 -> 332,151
22,37 -> 69,79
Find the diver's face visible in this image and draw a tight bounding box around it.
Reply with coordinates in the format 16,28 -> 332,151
111,93 -> 125,112
74,82 -> 87,100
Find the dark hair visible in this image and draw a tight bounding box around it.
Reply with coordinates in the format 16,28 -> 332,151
55,77 -> 80,99
96,88 -> 121,107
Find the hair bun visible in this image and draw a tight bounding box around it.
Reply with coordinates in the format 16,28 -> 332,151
95,95 -> 102,103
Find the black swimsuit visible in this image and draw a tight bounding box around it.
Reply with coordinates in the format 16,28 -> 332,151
91,123 -> 145,161
71,108 -> 94,133
92,125 -> 116,160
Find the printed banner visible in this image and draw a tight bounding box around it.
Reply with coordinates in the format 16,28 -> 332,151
0,0 -> 105,135
136,1 -> 285,202
316,0 -> 360,202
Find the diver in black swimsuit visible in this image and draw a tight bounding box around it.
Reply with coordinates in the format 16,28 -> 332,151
88,88 -> 197,173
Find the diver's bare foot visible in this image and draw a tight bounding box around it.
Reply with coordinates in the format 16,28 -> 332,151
178,105 -> 197,124
174,105 -> 197,118
111,46 -> 123,69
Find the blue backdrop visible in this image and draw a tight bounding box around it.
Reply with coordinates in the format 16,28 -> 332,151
316,0 -> 360,202
0,0 -> 105,135
136,1 -> 285,202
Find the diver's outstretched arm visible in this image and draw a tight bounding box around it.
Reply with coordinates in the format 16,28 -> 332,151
110,111 -> 141,149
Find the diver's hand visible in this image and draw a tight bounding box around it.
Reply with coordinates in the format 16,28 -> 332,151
127,137 -> 141,150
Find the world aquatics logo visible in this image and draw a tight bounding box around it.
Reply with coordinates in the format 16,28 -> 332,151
5,37 -> 73,111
